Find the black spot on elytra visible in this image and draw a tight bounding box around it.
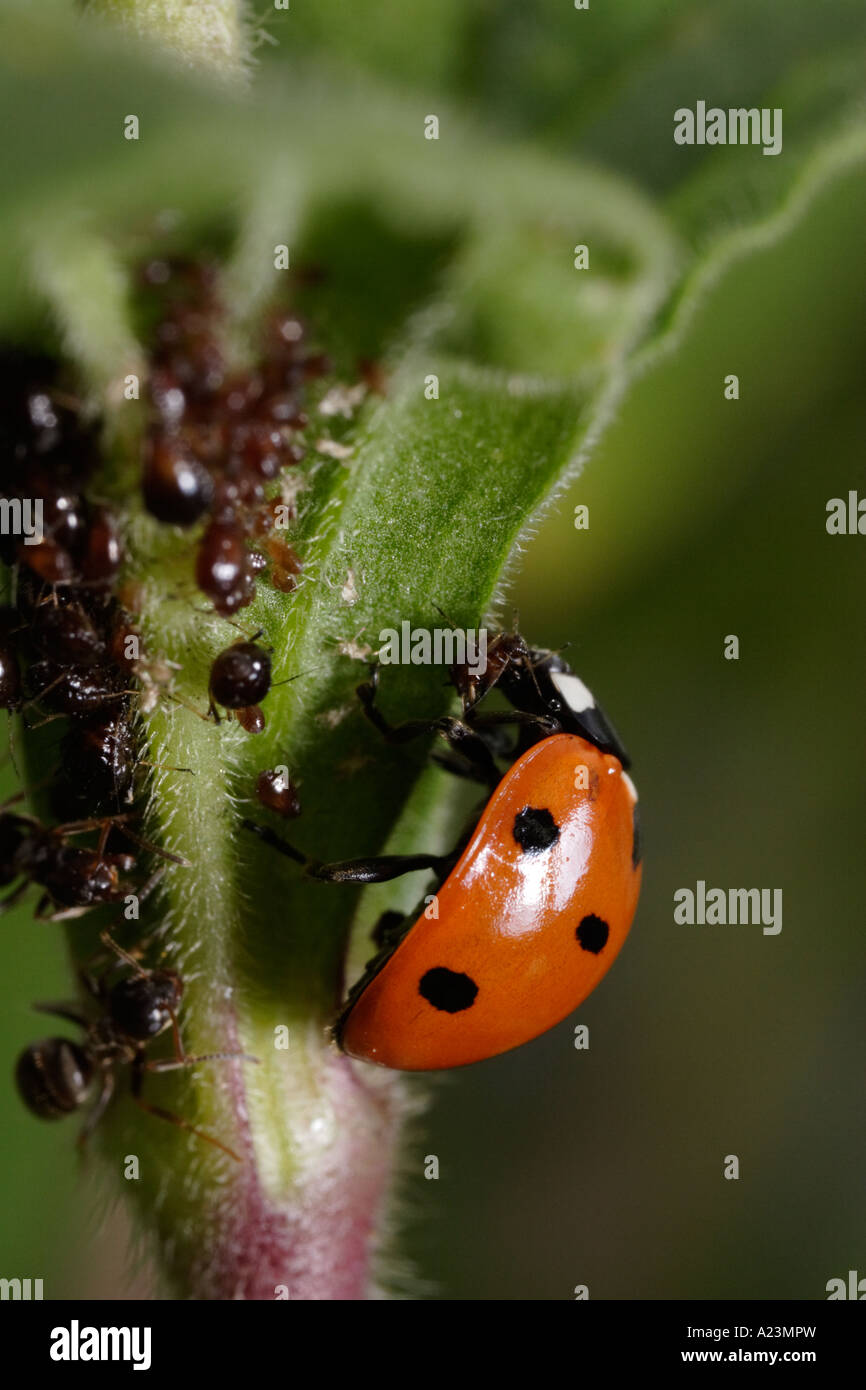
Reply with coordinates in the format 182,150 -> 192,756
576,914 -> 609,954
418,967 -> 478,1014
512,805 -> 560,854
632,802 -> 642,869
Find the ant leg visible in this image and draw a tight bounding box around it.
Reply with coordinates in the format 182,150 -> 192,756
465,709 -> 560,735
146,1049 -> 258,1072
35,894 -> 91,923
76,1071 -> 115,1149
165,1003 -> 185,1062
132,1053 -> 250,1162
130,1097 -> 241,1161
112,826 -> 190,867
55,816 -> 189,868
165,690 -> 213,724
0,879 -> 29,915
0,785 -> 29,813
358,671 -> 501,788
21,712 -> 66,732
73,872 -> 168,978
242,819 -> 452,885
98,928 -> 150,975
31,999 -> 90,1028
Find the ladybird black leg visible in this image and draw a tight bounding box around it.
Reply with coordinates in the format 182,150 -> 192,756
464,709 -> 561,735
430,749 -> 496,785
356,667 -> 449,745
241,818 -> 306,864
356,675 -> 437,745
305,851 -> 451,885
372,908 -> 406,949
357,674 -> 502,788
433,716 -> 502,789
242,818 -> 452,885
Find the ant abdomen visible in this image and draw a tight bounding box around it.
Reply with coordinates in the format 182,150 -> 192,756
15,1038 -> 94,1119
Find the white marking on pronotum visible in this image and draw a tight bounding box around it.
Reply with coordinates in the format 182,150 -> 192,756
550,670 -> 595,714
622,772 -> 638,804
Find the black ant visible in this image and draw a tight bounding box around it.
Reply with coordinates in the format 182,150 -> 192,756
15,934 -> 254,1162
0,805 -> 187,920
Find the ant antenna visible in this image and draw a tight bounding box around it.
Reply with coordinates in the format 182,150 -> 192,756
432,601 -> 461,629
99,929 -> 149,977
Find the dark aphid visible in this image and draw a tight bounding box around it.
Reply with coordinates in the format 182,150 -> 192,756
264,534 -> 303,594
40,488 -> 88,551
143,436 -> 214,526
218,371 -> 263,419
26,661 -> 127,719
58,713 -> 136,815
80,505 -> 122,584
31,601 -> 107,666
236,420 -> 290,480
209,641 -> 271,710
195,520 -> 255,614
261,394 -> 306,431
16,1039 -> 95,1119
256,768 -> 300,819
16,536 -> 76,584
149,367 -> 187,427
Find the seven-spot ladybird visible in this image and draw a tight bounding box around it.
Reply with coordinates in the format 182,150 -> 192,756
245,633 -> 642,1071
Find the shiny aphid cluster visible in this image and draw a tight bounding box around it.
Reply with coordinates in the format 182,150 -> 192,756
141,258 -> 312,613
0,263 -> 323,1154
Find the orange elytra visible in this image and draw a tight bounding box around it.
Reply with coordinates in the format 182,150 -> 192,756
337,732 -> 641,1069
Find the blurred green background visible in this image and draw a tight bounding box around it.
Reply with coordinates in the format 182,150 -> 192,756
1,0 -> 865,1298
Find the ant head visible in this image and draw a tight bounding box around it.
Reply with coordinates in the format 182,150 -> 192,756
15,1038 -> 95,1118
450,629 -> 529,711
108,968 -> 183,1041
